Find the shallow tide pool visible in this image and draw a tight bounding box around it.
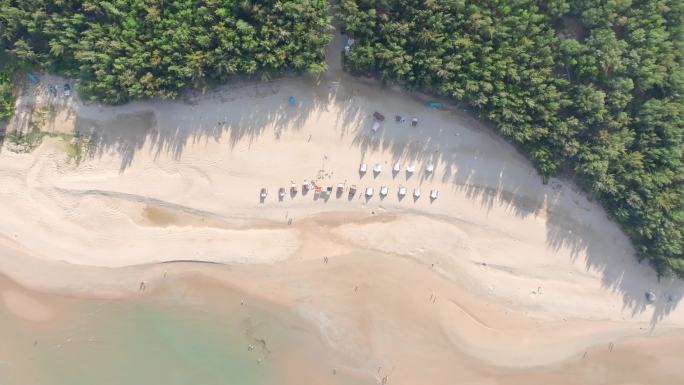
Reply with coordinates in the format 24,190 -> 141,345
1,299 -> 271,385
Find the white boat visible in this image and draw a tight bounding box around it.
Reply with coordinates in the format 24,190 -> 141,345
393,162 -> 401,172
365,187 -> 374,197
380,186 -> 388,196
430,189 -> 438,199
398,186 -> 407,196
413,188 -> 421,198
425,163 -> 435,173
372,121 -> 381,132
373,163 -> 382,173
360,163 -> 367,173
406,164 -> 415,173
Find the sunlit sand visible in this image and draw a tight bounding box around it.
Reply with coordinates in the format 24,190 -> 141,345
1,48 -> 683,384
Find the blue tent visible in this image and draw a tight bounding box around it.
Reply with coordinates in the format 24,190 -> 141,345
425,100 -> 443,109
288,96 -> 297,106
26,72 -> 39,85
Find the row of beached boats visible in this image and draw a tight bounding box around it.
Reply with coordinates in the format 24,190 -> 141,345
260,161 -> 439,202
260,180 -> 438,201
359,161 -> 434,176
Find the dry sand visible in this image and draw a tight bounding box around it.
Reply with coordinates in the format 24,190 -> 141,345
1,46 -> 684,383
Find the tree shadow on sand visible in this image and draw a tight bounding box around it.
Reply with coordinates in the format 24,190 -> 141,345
0,119 -> 6,147
74,77 -> 365,172
347,83 -> 683,328
70,70 -> 682,328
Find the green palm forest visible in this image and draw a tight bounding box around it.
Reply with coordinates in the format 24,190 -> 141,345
339,0 -> 683,276
0,0 -> 332,103
1,0 -> 683,275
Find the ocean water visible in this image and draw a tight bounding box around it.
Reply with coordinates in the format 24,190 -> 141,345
1,300 -> 270,385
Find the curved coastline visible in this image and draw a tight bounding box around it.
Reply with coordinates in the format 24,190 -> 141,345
0,69 -> 683,383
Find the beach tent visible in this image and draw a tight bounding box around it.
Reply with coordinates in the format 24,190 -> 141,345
380,186 -> 388,196
414,188 -> 421,198
406,164 -> 415,173
373,163 -> 382,173
425,163 -> 435,173
288,96 -> 297,106
430,189 -> 438,200
398,186 -> 407,196
26,72 -> 39,85
365,187 -> 374,197
393,162 -> 401,173
372,121 -> 381,132
425,101 -> 443,109
360,163 -> 367,173
260,188 -> 268,198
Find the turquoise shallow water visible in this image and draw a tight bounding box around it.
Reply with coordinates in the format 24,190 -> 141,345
1,300 -> 270,385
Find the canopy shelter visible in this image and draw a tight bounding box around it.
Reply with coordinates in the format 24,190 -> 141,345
393,162 -> 401,173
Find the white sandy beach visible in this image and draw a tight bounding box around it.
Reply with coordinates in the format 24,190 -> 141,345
1,45 -> 684,383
